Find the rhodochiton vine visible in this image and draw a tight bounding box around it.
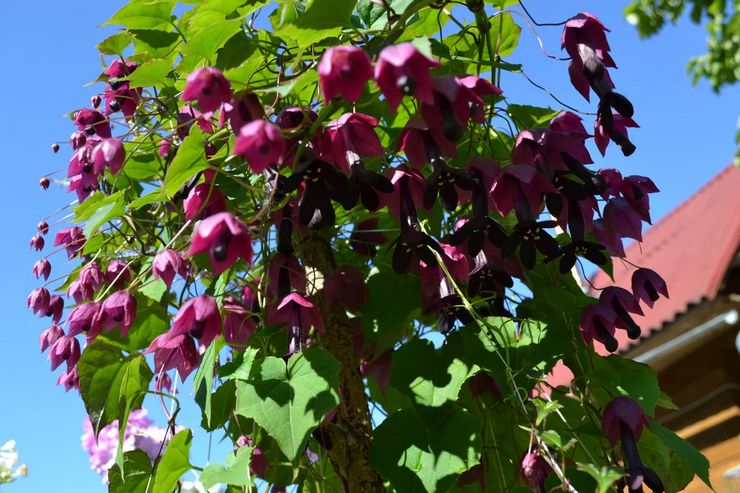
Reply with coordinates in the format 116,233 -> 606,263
29,1 -> 710,492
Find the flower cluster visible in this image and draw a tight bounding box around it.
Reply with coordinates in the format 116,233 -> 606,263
28,5 -> 677,492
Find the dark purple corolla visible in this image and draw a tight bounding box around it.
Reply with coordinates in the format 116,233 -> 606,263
602,397 -> 664,493
632,268 -> 669,309
579,303 -> 619,352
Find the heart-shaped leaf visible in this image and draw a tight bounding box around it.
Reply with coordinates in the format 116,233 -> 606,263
235,348 -> 340,462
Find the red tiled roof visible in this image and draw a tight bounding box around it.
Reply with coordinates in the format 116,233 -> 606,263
591,164 -> 740,353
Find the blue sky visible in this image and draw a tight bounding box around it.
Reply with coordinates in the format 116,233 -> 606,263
0,1 -> 737,492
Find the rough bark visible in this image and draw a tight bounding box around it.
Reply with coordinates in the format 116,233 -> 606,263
297,231 -> 385,492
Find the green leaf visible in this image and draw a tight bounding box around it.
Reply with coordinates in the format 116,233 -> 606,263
493,12 -> 521,57
77,340 -> 153,437
105,1 -> 177,31
129,189 -> 166,210
274,23 -> 340,47
117,294 -> 169,352
651,423 -> 711,489
183,19 -> 244,60
361,268 -> 420,348
124,152 -> 162,181
126,59 -> 173,88
97,32 -> 134,56
83,192 -> 126,237
506,104 -> 560,130
74,190 -> 125,222
591,355 -> 660,415
219,346 -> 259,380
164,125 -> 208,197
297,0 -> 358,29
234,348 -> 340,462
370,404 -> 481,492
194,338 -> 225,429
576,463 -> 623,493
108,449 -> 153,493
151,429 -> 192,493
199,446 -> 253,489
391,339 -> 473,407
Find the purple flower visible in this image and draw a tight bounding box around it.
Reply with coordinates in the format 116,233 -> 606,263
324,265 -> 368,311
561,13 -> 615,101
397,116 -> 457,169
145,330 -> 199,380
43,295 -> 64,323
421,75 -> 501,141
74,109 -> 112,138
221,92 -> 264,134
40,324 -> 64,352
67,302 -> 101,338
579,303 -> 618,352
268,292 -> 323,354
391,175 -> 444,274
30,234 -> 44,251
602,397 -> 664,493
620,175 -> 659,223
282,159 -> 348,228
595,112 -> 638,157
324,113 -> 385,173
94,290 -> 137,337
381,165 -> 427,221
375,43 -> 441,113
152,249 -> 189,288
80,262 -> 105,293
519,451 -> 551,492
106,260 -> 132,287
189,212 -> 253,275
490,165 -> 553,221
50,334 -> 80,371
58,366 -> 79,391
223,297 -> 257,349
37,221 -> 49,235
602,198 -> 644,242
51,143 -> 60,153
53,227 -> 85,259
104,60 -> 138,78
349,218 -> 387,257
318,46 -> 373,103
267,253 -> 306,301
181,67 -> 233,114
103,80 -> 141,117
177,104 -> 214,140
171,295 -> 222,348
27,287 -> 50,315
632,268 -> 669,309
468,371 -> 503,400
600,286 -> 643,340
39,176 -> 50,190
234,120 -> 286,173
92,138 -> 125,175
183,182 -> 227,221
67,279 -> 92,304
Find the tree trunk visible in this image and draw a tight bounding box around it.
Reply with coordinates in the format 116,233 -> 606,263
297,231 -> 385,492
